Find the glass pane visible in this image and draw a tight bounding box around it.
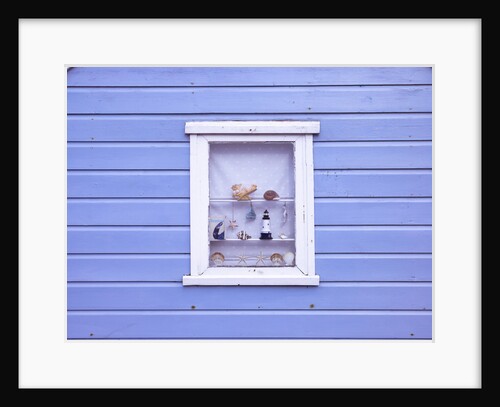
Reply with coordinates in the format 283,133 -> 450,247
208,142 -> 296,267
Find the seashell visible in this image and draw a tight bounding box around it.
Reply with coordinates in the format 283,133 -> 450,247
283,252 -> 295,266
210,252 -> 225,266
278,233 -> 288,239
237,230 -> 252,240
270,253 -> 284,266
263,190 -> 280,201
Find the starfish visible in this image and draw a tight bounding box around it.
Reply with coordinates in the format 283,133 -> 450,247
236,254 -> 250,266
255,251 -> 267,266
228,219 -> 238,229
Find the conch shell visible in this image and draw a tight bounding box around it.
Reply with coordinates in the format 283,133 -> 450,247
232,184 -> 257,201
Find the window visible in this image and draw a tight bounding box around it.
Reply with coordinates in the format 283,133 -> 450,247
184,121 -> 319,286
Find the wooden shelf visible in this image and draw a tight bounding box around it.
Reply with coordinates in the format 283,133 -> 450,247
210,198 -> 294,203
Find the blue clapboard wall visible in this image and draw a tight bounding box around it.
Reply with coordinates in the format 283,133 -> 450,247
67,67 -> 432,339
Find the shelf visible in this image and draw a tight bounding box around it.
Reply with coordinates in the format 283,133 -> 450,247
210,198 -> 294,203
212,238 -> 295,242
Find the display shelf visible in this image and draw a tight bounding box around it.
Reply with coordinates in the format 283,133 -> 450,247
212,238 -> 295,242
210,198 -> 294,203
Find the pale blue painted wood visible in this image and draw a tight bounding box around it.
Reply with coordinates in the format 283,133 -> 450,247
315,198 -> 431,225
315,254 -> 432,281
67,199 -> 190,225
67,254 -> 431,282
314,170 -> 432,197
67,254 -> 190,282
67,310 -> 432,339
67,143 -> 190,170
68,171 -> 430,198
67,86 -> 432,114
67,282 -> 431,310
67,226 -> 430,254
67,171 -> 190,198
67,142 -> 431,170
68,198 -> 430,226
314,142 -> 432,169
67,226 -> 190,254
315,226 -> 432,253
68,113 -> 432,142
68,67 -> 432,87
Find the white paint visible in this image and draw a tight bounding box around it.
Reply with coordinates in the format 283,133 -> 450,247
185,122 -> 319,286
186,121 -> 320,135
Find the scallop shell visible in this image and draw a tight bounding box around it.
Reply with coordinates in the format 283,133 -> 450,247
283,252 -> 295,266
263,190 -> 280,201
210,252 -> 225,266
278,233 -> 288,239
270,253 -> 284,266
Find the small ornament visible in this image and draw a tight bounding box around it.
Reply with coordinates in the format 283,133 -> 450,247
232,184 -> 257,201
209,217 -> 225,240
270,253 -> 284,266
278,232 -> 288,239
210,252 -> 225,266
237,230 -> 252,240
228,202 -> 238,230
281,202 -> 288,225
263,190 -> 280,201
259,209 -> 273,240
255,251 -> 267,266
283,252 -> 295,266
246,202 -> 256,221
236,254 -> 251,266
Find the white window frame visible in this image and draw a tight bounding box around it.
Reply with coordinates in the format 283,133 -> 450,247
183,121 -> 320,286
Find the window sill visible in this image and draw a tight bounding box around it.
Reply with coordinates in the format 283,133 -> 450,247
182,275 -> 320,286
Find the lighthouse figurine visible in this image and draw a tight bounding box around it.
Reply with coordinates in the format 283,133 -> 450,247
259,210 -> 273,240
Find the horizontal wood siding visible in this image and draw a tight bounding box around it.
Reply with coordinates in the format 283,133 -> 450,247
67,67 -> 432,339
67,310 -> 431,339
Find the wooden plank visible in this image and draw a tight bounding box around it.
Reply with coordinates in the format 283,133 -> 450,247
316,254 -> 432,281
68,198 -> 430,226
67,171 -> 430,198
68,67 -> 432,87
315,226 -> 431,253
67,254 -> 190,282
67,199 -> 190,226
67,141 -> 431,170
315,170 -> 432,197
315,198 -> 431,225
67,86 -> 432,114
67,281 -> 431,311
67,254 -> 431,282
67,143 -> 190,170
67,310 -> 432,339
67,171 -> 190,198
67,226 -> 430,254
314,142 -> 432,169
67,113 -> 432,142
67,226 -> 190,254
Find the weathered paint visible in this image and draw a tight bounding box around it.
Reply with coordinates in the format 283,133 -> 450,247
67,67 -> 432,339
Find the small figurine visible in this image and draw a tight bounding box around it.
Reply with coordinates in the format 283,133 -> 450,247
232,184 -> 257,201
237,230 -> 252,240
259,210 -> 273,240
278,232 -> 288,239
209,217 -> 225,240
